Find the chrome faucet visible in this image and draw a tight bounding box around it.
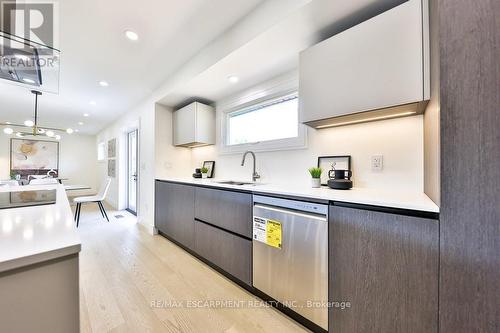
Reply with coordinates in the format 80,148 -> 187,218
241,151 -> 260,182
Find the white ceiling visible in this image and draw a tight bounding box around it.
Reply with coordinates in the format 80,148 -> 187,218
158,0 -> 406,108
0,0 -> 404,135
0,0 -> 264,134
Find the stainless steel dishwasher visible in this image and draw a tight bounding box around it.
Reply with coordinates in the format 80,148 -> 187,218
252,195 -> 328,330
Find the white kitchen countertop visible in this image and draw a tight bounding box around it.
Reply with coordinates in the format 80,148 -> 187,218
158,177 -> 440,213
0,184 -> 81,273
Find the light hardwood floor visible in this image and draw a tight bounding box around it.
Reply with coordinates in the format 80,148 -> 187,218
75,203 -> 309,333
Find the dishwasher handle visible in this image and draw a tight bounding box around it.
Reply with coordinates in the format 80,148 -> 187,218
253,195 -> 328,216
254,204 -> 328,222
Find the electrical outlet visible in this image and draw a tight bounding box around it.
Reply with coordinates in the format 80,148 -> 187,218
371,155 -> 384,172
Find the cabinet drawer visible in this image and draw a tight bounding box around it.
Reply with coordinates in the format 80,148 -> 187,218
195,187 -> 252,238
194,220 -> 252,286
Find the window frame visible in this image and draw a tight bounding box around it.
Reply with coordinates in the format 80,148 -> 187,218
219,89 -> 307,154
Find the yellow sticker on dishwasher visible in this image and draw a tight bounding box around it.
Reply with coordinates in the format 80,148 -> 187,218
266,219 -> 282,249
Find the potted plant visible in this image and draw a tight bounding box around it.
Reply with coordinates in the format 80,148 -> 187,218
200,167 -> 209,179
308,167 -> 322,188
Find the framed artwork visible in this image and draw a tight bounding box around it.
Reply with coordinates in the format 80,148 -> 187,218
203,161 -> 215,178
317,155 -> 351,186
108,159 -> 116,178
108,138 -> 116,158
10,139 -> 59,178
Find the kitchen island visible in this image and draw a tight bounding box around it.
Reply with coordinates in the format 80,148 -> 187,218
0,184 -> 81,333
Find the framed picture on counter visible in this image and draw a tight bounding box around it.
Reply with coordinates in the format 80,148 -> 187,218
203,161 -> 215,178
317,155 -> 351,186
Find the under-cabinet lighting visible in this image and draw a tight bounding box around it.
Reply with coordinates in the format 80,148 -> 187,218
316,111 -> 417,129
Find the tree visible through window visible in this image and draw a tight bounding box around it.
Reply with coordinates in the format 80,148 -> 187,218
228,94 -> 299,145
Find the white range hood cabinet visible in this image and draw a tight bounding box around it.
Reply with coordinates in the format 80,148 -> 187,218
299,0 -> 430,128
173,102 -> 215,147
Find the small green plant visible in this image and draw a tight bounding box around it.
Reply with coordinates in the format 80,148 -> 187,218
308,167 -> 322,179
201,167 -> 209,174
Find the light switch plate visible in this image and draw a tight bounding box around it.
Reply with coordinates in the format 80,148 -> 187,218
371,155 -> 383,171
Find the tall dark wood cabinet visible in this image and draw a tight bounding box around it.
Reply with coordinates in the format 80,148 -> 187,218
154,181 -> 195,250
438,1 -> 500,332
329,204 -> 439,333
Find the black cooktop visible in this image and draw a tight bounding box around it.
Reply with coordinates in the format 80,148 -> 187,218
0,190 -> 57,210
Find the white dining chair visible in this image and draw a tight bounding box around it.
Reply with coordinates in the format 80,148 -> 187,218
29,178 -> 59,185
73,178 -> 111,227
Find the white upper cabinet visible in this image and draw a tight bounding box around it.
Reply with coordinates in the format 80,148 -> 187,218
299,0 -> 429,128
173,102 -> 215,147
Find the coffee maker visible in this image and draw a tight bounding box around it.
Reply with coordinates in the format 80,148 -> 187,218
327,169 -> 353,190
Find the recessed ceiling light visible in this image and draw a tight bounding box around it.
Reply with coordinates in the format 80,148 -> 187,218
89,101 -> 96,106
22,78 -> 35,84
83,113 -> 89,117
24,120 -> 34,127
78,122 -> 84,126
66,128 -> 74,134
124,30 -> 139,41
75,129 -> 80,133
99,81 -> 109,87
228,75 -> 239,83
3,127 -> 13,134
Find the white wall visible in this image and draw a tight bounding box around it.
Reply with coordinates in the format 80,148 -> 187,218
154,104 -> 192,180
96,100 -> 191,234
190,73 -> 424,192
191,116 -> 424,191
0,134 -> 98,194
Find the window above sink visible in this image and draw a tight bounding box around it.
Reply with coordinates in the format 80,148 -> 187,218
219,72 -> 307,154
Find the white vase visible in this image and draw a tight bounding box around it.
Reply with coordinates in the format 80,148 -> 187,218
202,173 -> 208,179
311,178 -> 321,188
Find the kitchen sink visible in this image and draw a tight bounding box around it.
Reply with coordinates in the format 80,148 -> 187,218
214,180 -> 262,186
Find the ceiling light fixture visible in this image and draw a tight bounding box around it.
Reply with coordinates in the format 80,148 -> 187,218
228,75 -> 239,83
78,122 -> 84,126
24,120 -> 34,127
99,81 -> 109,87
66,128 -> 74,134
83,113 -> 89,117
89,101 -> 96,106
0,91 -> 75,139
75,129 -> 80,133
124,30 -> 139,41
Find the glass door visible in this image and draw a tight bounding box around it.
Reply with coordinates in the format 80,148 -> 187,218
127,129 -> 138,215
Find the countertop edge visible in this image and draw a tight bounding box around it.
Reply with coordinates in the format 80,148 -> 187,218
0,243 -> 81,274
155,178 -> 440,214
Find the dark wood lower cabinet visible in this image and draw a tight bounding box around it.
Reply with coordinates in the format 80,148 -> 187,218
195,187 -> 253,238
155,181 -> 195,250
329,205 -> 439,333
194,220 -> 252,286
